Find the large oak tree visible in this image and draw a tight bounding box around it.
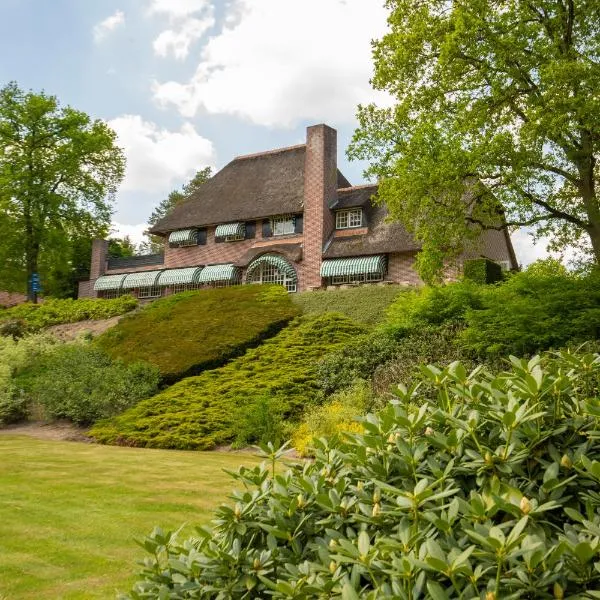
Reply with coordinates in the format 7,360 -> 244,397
349,0 -> 600,281
0,83 -> 125,300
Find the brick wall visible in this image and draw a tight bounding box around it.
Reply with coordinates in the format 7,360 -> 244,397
302,124 -> 338,289
463,228 -> 518,269
77,280 -> 94,299
386,253 -> 423,286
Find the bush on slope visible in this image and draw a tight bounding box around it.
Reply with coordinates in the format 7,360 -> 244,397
95,285 -> 300,382
90,313 -> 366,450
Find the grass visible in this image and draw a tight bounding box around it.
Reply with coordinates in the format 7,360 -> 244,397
90,314 -> 367,450
292,285 -> 404,325
0,435 -> 259,600
96,285 -> 300,382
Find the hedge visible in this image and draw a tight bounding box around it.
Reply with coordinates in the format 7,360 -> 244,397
463,257 -> 503,284
90,313 -> 366,450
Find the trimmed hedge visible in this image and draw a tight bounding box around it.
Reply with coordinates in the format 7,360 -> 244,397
90,314 -> 366,450
0,296 -> 138,332
293,285 -> 403,325
95,286 -> 300,383
463,257 -> 503,284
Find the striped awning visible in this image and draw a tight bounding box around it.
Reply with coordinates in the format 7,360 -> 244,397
157,267 -> 203,286
93,274 -> 127,291
121,270 -> 163,289
215,222 -> 245,238
168,229 -> 198,245
320,255 -> 386,277
197,264 -> 240,284
246,254 -> 296,279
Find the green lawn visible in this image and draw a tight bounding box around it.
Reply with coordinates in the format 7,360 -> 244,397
0,436 -> 259,599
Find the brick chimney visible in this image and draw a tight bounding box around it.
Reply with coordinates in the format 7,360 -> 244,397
90,239 -> 109,283
302,124 -> 338,289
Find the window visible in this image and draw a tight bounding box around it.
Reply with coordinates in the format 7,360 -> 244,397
137,286 -> 162,299
336,208 -> 363,229
271,215 -> 295,236
100,289 -> 121,299
498,260 -> 511,271
328,272 -> 384,285
171,283 -> 201,294
247,262 -> 297,293
224,233 -> 245,242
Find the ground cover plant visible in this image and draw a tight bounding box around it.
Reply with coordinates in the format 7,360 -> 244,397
90,314 -> 366,450
127,349 -> 600,599
0,295 -> 138,332
0,436 -> 259,600
96,285 -> 300,382
292,285 -> 403,325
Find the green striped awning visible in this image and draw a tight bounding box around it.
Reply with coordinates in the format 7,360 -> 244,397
157,267 -> 203,286
168,229 -> 198,245
121,270 -> 163,289
93,273 -> 127,291
197,264 -> 240,284
320,255 -> 386,277
215,222 -> 245,238
246,254 -> 297,279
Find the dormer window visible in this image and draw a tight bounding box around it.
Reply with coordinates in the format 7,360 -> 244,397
336,208 -> 363,229
271,214 -> 295,236
215,222 -> 245,242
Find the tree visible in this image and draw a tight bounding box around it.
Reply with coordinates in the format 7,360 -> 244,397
349,0 -> 600,281
108,236 -> 137,259
0,82 -> 125,301
142,167 -> 212,254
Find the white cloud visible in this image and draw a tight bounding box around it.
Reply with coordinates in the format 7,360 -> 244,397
148,0 -> 209,18
153,16 -> 215,59
93,10 -> 125,42
152,0 -> 391,127
110,222 -> 148,246
511,228 -> 580,267
107,114 -> 216,194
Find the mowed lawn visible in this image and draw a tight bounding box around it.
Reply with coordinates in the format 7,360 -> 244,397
0,436 -> 259,599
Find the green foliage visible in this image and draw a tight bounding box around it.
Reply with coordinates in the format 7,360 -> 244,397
293,285 -> 403,325
349,1 -> 600,277
462,269 -> 600,356
108,236 -> 137,258
96,285 -> 300,382
21,343 -> 160,425
233,396 -> 287,449
126,350 -> 600,599
0,295 -> 138,332
0,82 -> 125,296
90,314 -> 366,450
463,258 -> 503,284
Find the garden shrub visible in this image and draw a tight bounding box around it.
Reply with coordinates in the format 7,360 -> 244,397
293,285 -> 404,325
125,349 -> 600,599
90,314 -> 366,450
96,285 -> 300,383
463,257 -> 503,284
0,295 -> 138,331
21,343 -> 160,425
292,380 -> 375,457
462,267 -> 600,356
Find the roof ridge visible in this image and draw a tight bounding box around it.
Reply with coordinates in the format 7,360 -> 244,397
337,183 -> 378,192
234,143 -> 306,161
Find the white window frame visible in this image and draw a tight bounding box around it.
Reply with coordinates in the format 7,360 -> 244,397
247,262 -> 297,293
498,260 -> 511,271
336,208 -> 363,230
137,286 -> 162,299
171,283 -> 201,294
224,233 -> 245,242
271,215 -> 295,236
329,272 -> 384,285
100,289 -> 121,299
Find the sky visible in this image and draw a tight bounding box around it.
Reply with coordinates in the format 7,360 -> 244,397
0,0 -> 549,265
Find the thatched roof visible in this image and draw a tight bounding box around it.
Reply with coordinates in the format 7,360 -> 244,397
150,145 -> 352,235
234,243 -> 303,267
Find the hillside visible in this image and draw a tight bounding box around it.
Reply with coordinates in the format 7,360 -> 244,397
95,285 -> 300,382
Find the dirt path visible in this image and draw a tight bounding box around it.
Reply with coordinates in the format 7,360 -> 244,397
46,315 -> 123,341
0,421 -> 92,442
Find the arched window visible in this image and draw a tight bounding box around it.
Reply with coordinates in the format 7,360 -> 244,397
246,254 -> 297,293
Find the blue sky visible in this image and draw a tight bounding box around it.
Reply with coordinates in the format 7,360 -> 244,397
0,0 -> 544,263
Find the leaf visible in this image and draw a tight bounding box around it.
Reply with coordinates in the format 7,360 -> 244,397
426,580 -> 450,600
358,531 -> 370,557
342,583 -> 361,600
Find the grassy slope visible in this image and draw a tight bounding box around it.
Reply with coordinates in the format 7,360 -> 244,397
90,314 -> 366,450
0,436 -> 258,600
96,285 -> 300,382
292,285 -> 404,325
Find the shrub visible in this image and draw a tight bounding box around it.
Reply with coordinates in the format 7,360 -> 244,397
292,380 -> 375,456
96,285 -> 300,382
463,257 -> 503,284
125,349 -> 600,599
90,314 -> 366,450
233,396 -> 287,449
0,296 -> 138,331
462,268 -> 600,356
21,343 -> 160,425
293,285 -> 404,325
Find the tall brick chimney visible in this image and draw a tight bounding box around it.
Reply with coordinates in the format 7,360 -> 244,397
90,239 -> 108,282
302,124 -> 338,289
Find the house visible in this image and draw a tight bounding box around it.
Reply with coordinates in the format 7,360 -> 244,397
78,124 -> 517,299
